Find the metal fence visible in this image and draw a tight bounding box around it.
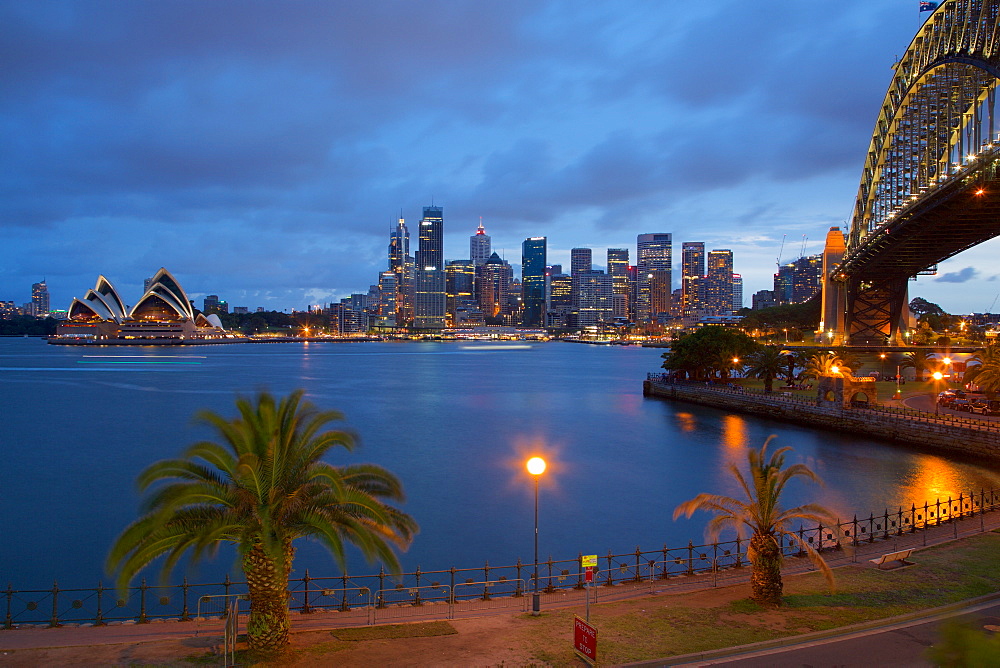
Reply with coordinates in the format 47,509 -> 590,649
5,489 -> 1000,629
646,374 -> 1000,433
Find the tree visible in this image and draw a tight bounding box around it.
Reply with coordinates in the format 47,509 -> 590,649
965,344 -> 1000,395
661,327 -> 759,380
674,438 -> 840,607
107,390 -> 417,652
901,349 -> 935,381
744,346 -> 787,393
801,352 -> 849,379
909,297 -> 945,319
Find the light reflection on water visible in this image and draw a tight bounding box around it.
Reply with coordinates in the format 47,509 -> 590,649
1,338 -> 999,589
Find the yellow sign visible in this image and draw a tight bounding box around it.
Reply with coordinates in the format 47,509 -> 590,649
581,554 -> 598,568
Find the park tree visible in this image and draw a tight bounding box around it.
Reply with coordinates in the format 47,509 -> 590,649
901,349 -> 935,381
743,346 -> 787,393
801,352 -> 849,379
108,390 -> 417,652
661,327 -> 759,380
674,438 -> 841,607
965,344 -> 1000,395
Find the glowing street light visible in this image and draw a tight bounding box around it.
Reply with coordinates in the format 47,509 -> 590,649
932,371 -> 944,416
526,456 -> 546,616
879,353 -> 887,379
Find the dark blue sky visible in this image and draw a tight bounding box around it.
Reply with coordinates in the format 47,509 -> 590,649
3,1 -> 996,313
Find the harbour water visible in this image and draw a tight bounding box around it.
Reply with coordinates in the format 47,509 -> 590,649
2,337 -> 999,589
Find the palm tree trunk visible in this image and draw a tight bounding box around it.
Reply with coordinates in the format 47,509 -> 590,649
243,541 -> 292,651
749,532 -> 783,607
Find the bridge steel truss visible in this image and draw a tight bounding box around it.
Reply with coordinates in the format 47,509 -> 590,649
834,0 -> 1000,345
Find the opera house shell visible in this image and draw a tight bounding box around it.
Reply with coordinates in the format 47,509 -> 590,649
54,268 -> 231,343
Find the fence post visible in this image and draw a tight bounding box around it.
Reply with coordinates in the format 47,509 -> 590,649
575,552 -> 584,590
897,507 -> 904,536
341,571 -> 349,611
687,541 -> 694,576
911,504 -> 917,533
95,581 -> 105,626
302,569 -> 312,614
224,573 -> 231,602
514,560 -> 522,597
605,551 -> 614,586
5,583 -> 12,629
546,556 -> 555,593
852,515 -> 859,548
882,509 -> 889,540
414,566 -> 422,606
735,537 -> 743,568
634,546 -> 642,583
49,581 -> 60,628
450,567 -> 457,603
483,561 -> 490,600
138,578 -> 148,624
180,577 -> 190,622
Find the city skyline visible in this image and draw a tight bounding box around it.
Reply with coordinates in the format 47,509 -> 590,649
3,2 -> 999,314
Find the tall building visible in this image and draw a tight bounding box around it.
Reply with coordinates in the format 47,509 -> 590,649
570,248 -> 592,275
388,216 -> 413,326
413,206 -> 446,329
477,252 -> 513,321
705,249 -> 734,315
377,271 -> 398,327
636,233 -> 672,323
681,242 -> 705,316
732,273 -> 743,313
607,248 -> 629,319
521,237 -> 547,327
573,271 -> 614,328
446,260 -> 476,326
31,280 -> 49,317
547,270 -> 572,328
470,219 -> 491,266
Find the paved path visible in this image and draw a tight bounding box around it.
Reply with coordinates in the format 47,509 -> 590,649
4,507 -> 1000,654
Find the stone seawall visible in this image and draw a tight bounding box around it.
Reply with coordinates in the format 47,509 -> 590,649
643,380 -> 1000,460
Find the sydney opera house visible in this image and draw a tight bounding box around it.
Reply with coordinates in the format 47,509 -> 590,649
52,268 -> 235,344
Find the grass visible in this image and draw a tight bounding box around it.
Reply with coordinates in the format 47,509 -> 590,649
331,620 -> 458,641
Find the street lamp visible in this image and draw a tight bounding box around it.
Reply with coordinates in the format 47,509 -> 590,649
526,456 -> 546,616
732,357 -> 740,379
933,371 -> 944,415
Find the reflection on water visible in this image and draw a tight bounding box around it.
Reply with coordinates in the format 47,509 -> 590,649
1,338 -> 999,589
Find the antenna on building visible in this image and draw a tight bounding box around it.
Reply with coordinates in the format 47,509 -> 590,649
799,234 -> 808,259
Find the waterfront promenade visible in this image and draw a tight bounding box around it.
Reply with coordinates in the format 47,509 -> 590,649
5,507 -> 1000,665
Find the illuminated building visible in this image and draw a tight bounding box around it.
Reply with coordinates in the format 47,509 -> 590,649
607,248 -> 629,319
446,260 -> 477,326
31,280 -> 49,317
471,219 -> 491,266
521,237 -> 547,327
732,273 -> 743,312
477,252 -> 513,321
546,271 -> 572,328
681,242 -> 705,316
413,205 -> 446,329
388,216 -> 413,326
705,249 -> 734,315
637,233 -> 672,323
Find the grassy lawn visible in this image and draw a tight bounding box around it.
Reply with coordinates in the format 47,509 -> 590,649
508,532 -> 1000,666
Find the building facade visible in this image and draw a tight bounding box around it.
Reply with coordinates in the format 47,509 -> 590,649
413,206 -> 446,329
521,237 -> 547,327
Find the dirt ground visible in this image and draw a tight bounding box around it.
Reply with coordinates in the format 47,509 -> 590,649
0,584 -> 752,667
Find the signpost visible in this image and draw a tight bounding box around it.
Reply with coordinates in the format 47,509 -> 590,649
581,554 -> 597,622
574,615 -> 598,665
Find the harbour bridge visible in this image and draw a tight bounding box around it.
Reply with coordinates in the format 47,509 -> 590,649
822,0 -> 1000,345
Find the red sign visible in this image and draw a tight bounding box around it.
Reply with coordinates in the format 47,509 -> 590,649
574,616 -> 597,664
585,566 -> 594,583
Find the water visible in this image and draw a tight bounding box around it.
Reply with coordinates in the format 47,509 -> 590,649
2,337 -> 999,589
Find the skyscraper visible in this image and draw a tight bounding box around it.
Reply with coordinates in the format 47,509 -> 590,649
681,242 -> 705,316
413,205 -> 446,329
636,233 -> 672,323
607,248 -> 629,319
388,216 -> 413,326
477,252 -> 513,321
31,280 -> 49,317
446,260 -> 476,326
570,248 -> 592,275
470,219 -> 491,266
705,249 -> 734,315
732,273 -> 743,313
521,237 -> 547,327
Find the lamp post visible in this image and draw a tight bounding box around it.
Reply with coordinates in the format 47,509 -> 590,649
933,371 -> 944,415
732,357 -> 740,379
526,456 -> 546,616
879,353 -> 886,380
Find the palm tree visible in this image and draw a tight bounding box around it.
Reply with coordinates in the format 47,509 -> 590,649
744,346 -> 786,393
965,344 -> 1000,395
107,390 -> 417,652
901,349 -> 934,381
801,352 -> 849,379
674,438 -> 841,607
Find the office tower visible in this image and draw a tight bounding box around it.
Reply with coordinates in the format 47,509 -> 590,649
477,252 -> 513,321
521,237 -> 547,327
752,289 -> 778,310
548,264 -> 563,275
636,233 -> 672,323
446,260 -> 476,326
471,219 -> 491,266
413,206 -> 446,329
705,249 -> 734,315
607,248 -> 629,319
203,295 -> 220,313
570,248 -> 592,275
791,254 -> 823,303
388,216 -> 413,326
547,271 -> 572,328
732,273 -> 743,313
573,271 -> 614,328
31,281 -> 49,317
378,272 -> 398,327
681,242 -> 705,316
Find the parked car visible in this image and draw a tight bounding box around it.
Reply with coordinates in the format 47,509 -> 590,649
951,398 -> 973,412
970,400 -> 1000,416
938,390 -> 965,408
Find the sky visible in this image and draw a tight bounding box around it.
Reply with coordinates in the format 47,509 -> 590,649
3,0 -> 999,315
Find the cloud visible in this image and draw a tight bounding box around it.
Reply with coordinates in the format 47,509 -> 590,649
935,267 -> 979,283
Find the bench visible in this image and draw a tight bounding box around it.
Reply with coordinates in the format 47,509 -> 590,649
869,549 -> 913,569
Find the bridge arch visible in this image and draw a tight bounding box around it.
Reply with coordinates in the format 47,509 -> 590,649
825,0 -> 1000,345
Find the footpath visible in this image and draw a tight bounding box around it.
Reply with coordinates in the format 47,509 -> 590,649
4,507 -> 1000,665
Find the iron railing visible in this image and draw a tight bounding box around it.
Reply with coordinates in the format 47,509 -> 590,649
5,489 -> 1000,629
